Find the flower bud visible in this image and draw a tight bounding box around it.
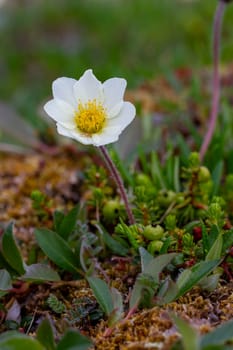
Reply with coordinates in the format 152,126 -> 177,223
148,240 -> 163,254
198,166 -> 211,183
142,225 -> 164,241
102,200 -> 123,222
135,173 -> 152,187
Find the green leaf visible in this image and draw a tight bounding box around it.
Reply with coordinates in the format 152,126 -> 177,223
130,253 -> 178,309
96,224 -> 128,256
57,329 -> 93,350
198,273 -> 221,292
200,319 -> 233,348
34,228 -> 79,273
144,253 -> 177,284
176,260 -> 220,299
129,278 -> 144,309
208,225 -> 220,250
57,205 -> 79,240
0,269 -> 12,290
22,264 -> 60,282
139,247 -> 153,272
1,223 -> 25,275
201,223 -> 209,256
211,160 -> 224,196
36,318 -> 56,350
0,331 -> 44,350
157,278 -> 179,305
205,234 -> 223,261
222,229 -> 233,253
86,276 -> 114,316
151,151 -> 167,189
177,269 -> 192,290
108,287 -> 124,326
53,210 -> 65,232
172,314 -> 200,350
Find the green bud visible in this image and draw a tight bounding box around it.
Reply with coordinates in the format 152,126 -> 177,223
198,166 -> 211,182
102,200 -> 122,222
165,214 -> 177,230
176,193 -> 185,204
31,190 -> 44,202
147,240 -> 163,254
158,190 -> 176,206
142,225 -> 164,241
93,188 -> 104,200
188,152 -> 200,168
135,173 -> 152,186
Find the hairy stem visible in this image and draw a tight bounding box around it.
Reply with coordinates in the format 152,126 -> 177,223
199,0 -> 226,161
99,145 -> 135,225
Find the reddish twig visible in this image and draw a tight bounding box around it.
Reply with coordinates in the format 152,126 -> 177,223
200,0 -> 226,161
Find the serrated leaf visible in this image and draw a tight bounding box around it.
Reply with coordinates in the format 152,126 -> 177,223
0,331 -> 44,350
34,228 -> 79,273
139,247 -> 153,272
200,319 -> 233,348
176,260 -> 220,299
57,205 -> 79,240
36,318 -> 56,350
1,223 -> 25,275
0,270 -> 12,290
86,276 -> 114,316
57,329 -> 93,350
172,314 -> 200,350
205,234 -> 223,261
22,264 -> 60,282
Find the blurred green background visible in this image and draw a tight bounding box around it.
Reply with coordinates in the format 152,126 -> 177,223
0,0 -> 233,130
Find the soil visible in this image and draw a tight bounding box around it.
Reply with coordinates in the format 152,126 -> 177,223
0,150 -> 232,349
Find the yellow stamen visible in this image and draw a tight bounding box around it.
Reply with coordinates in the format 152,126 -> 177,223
74,100 -> 106,135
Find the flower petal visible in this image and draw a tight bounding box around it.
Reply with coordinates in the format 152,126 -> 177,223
44,99 -> 76,129
52,77 -> 77,108
92,132 -> 120,146
73,69 -> 103,103
103,78 -> 126,117
56,123 -> 73,138
57,124 -> 93,145
69,130 -> 94,145
107,101 -> 136,131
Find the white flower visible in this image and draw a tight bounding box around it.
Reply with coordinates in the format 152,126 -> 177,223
44,69 -> 136,146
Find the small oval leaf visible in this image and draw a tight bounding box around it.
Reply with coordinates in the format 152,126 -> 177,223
0,331 -> 44,350
22,264 -> 60,282
0,269 -> 12,291
86,276 -> 114,316
34,228 -> 79,273
57,205 -> 79,239
37,318 -> 56,350
57,329 -> 93,350
1,223 -> 25,275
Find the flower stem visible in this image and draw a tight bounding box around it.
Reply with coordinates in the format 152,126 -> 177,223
199,0 -> 226,162
99,145 -> 135,225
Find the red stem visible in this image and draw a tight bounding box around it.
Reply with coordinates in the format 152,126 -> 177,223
200,1 -> 226,161
99,146 -> 135,225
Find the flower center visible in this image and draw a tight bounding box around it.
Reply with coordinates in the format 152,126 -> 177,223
74,100 -> 106,135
